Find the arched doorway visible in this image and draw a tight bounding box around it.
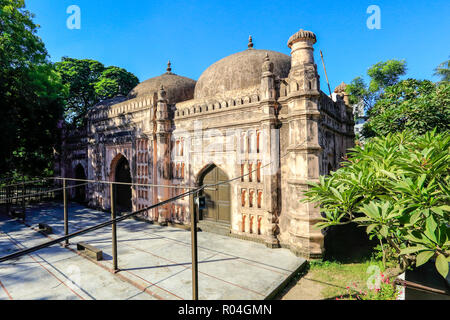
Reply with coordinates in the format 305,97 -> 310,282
74,164 -> 86,203
199,164 -> 231,224
114,156 -> 132,212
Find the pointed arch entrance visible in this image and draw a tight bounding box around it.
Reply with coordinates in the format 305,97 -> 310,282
198,164 -> 231,224
111,154 -> 132,212
74,164 -> 86,203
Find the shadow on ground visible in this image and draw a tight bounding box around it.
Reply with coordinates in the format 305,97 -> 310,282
322,223 -> 377,263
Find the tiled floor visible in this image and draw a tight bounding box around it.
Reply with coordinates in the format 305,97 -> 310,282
0,202 -> 305,300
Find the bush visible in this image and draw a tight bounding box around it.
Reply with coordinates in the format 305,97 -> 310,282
303,130 -> 450,278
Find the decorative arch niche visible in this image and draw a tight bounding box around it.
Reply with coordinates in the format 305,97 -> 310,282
110,153 -> 132,212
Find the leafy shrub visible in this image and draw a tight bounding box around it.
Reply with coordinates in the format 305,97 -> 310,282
303,130 -> 450,278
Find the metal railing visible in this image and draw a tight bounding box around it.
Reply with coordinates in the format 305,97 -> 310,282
0,177 -> 204,299
0,141 -> 308,299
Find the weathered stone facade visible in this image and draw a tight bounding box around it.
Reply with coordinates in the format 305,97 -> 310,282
59,29 -> 354,258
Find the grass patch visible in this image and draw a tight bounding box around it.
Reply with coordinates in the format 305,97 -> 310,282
308,258 -> 385,299
276,224 -> 401,300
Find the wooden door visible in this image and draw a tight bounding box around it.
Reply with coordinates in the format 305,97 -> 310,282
200,165 -> 230,223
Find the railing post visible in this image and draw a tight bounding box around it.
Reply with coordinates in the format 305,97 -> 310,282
22,177 -> 25,222
191,192 -> 199,300
7,184 -> 11,214
110,183 -> 119,272
63,179 -> 69,247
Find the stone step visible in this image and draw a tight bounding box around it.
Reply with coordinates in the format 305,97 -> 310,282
198,220 -> 231,236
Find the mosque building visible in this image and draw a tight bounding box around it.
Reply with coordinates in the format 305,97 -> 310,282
59,28 -> 355,258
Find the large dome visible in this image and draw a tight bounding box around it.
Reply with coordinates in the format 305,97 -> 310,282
128,64 -> 196,103
194,48 -> 291,99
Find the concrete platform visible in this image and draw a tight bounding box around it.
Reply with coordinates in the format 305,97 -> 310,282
0,202 -> 305,300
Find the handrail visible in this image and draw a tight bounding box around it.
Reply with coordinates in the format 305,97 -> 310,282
0,185 -> 203,263
0,183 -> 88,203
49,177 -> 196,190
0,178 -> 49,188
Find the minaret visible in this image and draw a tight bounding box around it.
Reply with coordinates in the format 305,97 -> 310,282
281,29 -> 324,258
259,53 -> 279,248
155,85 -> 171,223
260,53 -> 276,102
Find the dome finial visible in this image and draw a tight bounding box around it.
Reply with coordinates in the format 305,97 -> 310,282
167,60 -> 172,73
248,35 -> 254,49
262,53 -> 274,73
158,85 -> 167,101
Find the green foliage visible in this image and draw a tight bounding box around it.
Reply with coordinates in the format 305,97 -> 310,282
345,59 -> 407,109
303,130 -> 450,278
95,66 -> 140,99
0,0 -> 65,176
346,77 -> 368,106
434,59 -> 450,82
363,79 -> 450,137
367,60 -> 407,92
55,57 -> 139,127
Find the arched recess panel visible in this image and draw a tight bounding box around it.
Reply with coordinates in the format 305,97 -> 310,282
111,155 -> 132,212
74,164 -> 86,203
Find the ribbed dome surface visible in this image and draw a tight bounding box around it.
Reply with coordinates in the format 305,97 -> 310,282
128,72 -> 196,104
194,49 -> 291,99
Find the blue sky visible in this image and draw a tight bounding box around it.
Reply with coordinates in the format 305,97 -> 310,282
27,0 -> 450,89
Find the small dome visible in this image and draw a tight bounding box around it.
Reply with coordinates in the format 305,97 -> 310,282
128,62 -> 196,103
287,29 -> 317,48
194,49 -> 291,100
334,82 -> 347,94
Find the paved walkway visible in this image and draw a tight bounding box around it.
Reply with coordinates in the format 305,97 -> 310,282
0,202 -> 305,300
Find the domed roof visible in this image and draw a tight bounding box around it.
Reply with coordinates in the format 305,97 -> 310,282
194,47 -> 291,100
128,62 -> 196,103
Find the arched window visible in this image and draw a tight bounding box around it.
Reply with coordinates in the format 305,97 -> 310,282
176,140 -> 180,156
249,132 -> 255,153
241,189 -> 246,207
240,133 -> 246,153
256,131 -> 261,154
176,164 -> 180,178
180,138 -> 184,157
257,216 -> 262,235
257,190 -> 263,209
249,190 -> 254,208
257,161 -> 262,183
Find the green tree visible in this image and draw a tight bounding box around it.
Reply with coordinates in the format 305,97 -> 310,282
363,79 -> 450,137
346,59 -> 407,109
303,130 -> 450,279
0,0 -> 66,177
434,59 -> 450,82
55,57 -> 139,127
